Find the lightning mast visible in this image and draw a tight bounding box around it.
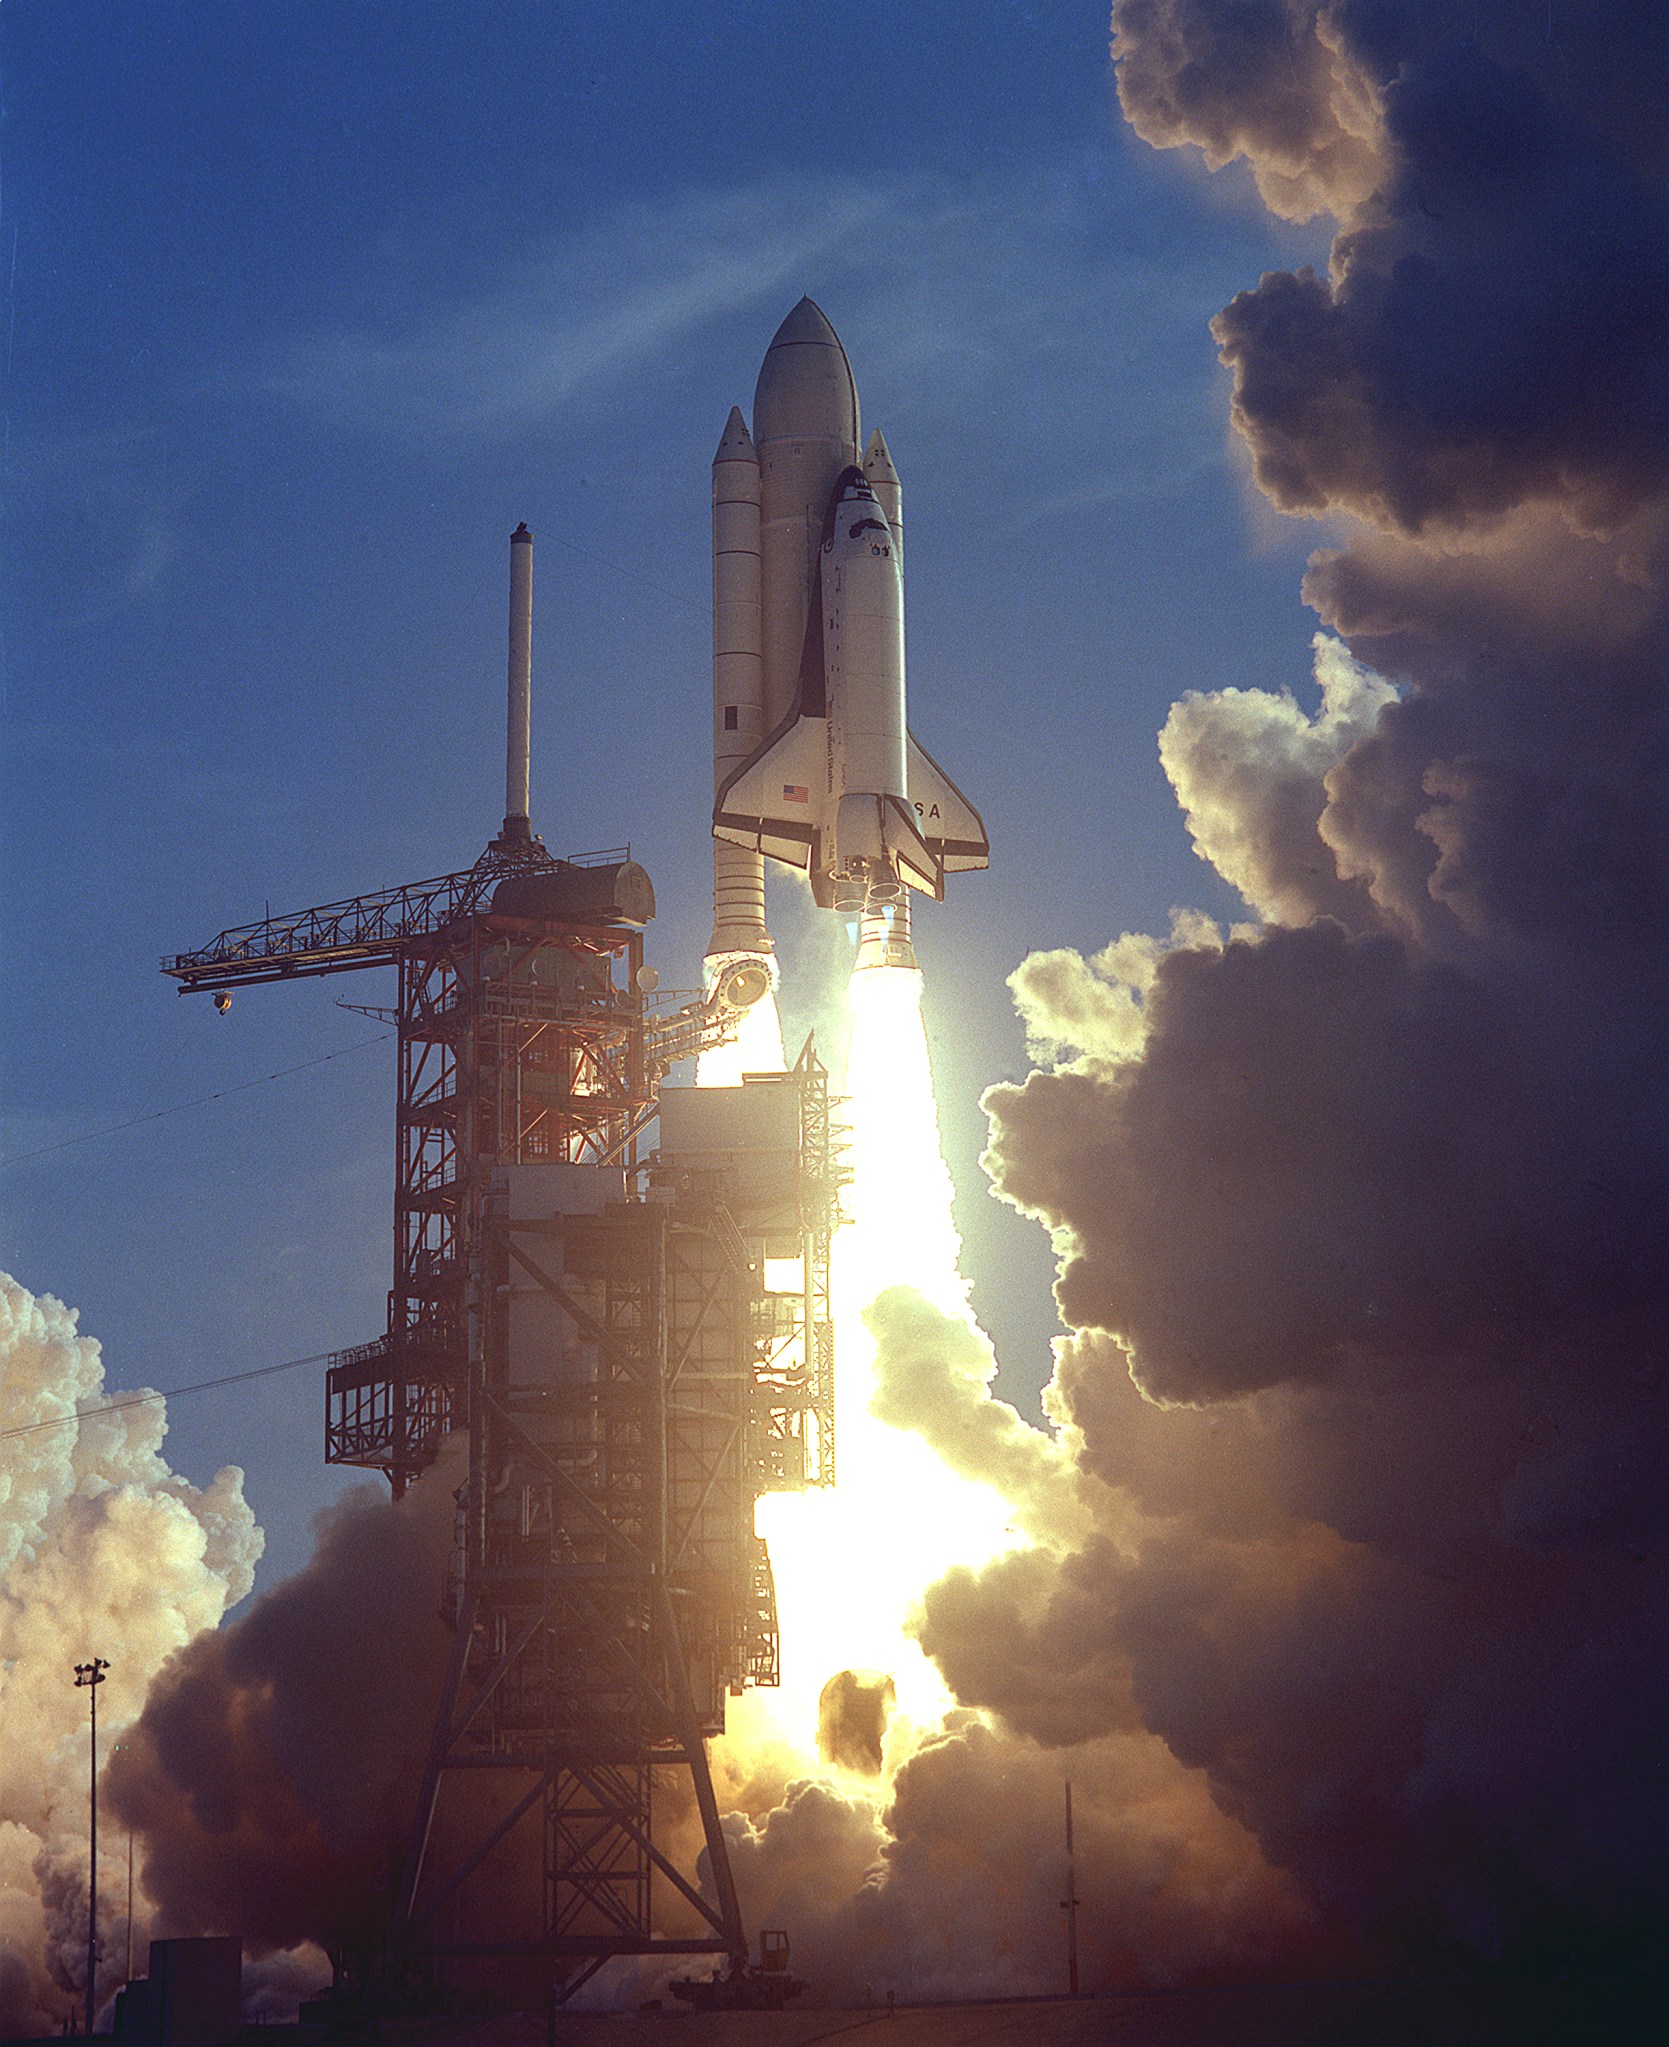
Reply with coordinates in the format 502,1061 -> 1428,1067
163,530 -> 837,2009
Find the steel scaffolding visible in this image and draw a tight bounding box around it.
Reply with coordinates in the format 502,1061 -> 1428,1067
165,835 -> 840,2004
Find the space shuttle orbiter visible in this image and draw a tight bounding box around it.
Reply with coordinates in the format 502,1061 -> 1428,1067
705,299 -> 988,979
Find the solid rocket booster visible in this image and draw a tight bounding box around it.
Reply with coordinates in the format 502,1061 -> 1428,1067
707,410 -> 772,965
709,299 -> 988,972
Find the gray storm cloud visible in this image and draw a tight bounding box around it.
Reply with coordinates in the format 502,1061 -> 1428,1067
897,0 -> 1668,1982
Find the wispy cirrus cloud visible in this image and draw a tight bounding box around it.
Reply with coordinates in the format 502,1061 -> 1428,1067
267,161 -> 1275,516
267,180 -> 890,438
7,422 -> 190,629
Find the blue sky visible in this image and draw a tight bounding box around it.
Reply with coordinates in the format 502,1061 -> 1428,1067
2,2 -> 1329,1588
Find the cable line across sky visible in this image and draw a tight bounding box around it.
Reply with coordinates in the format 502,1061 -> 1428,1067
0,1351 -> 333,1446
0,1033 -> 393,1170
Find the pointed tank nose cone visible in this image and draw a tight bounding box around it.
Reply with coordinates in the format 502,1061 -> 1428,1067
862,426 -> 899,489
714,404 -> 757,464
753,296 -> 860,449
768,296 -> 840,351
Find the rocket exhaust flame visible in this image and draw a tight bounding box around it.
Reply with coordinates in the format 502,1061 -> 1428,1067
695,985 -> 787,1091
733,961 -> 1014,1745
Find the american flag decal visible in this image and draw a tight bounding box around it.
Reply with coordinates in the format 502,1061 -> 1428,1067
782,783 -> 809,803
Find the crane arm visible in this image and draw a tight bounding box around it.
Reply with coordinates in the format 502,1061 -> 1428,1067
161,865 -> 506,993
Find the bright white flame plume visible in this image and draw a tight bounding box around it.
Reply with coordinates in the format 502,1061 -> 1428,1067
715,965 -> 1017,1758
696,989 -> 789,1091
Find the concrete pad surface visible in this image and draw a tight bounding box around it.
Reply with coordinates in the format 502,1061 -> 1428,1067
348,1976 -> 1660,2047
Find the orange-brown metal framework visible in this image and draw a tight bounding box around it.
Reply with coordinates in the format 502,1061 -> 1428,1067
164,836 -> 838,2005
324,900 -> 655,1493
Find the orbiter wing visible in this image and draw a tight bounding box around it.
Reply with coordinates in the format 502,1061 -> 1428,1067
713,716 -> 825,874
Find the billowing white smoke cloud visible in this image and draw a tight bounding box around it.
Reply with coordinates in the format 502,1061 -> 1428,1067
105,1453 -> 460,1967
1007,907 -> 1224,1070
1159,634 -> 1398,928
864,1287 -> 1093,1552
0,1272 -> 262,2035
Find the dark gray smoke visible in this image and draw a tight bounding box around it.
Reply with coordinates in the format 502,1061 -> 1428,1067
902,0 -> 1668,1984
817,1670 -> 896,1775
105,1460 -> 457,1957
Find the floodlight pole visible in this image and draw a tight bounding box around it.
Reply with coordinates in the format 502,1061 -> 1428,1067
74,1659 -> 109,2035
1060,1779 -> 1080,1998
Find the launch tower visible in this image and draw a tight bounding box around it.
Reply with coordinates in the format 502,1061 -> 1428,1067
163,528 -> 838,2005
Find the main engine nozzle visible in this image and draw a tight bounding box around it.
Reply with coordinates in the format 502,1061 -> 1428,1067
854,886 -> 917,973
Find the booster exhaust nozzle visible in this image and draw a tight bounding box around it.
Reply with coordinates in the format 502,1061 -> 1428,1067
706,951 -> 777,1013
